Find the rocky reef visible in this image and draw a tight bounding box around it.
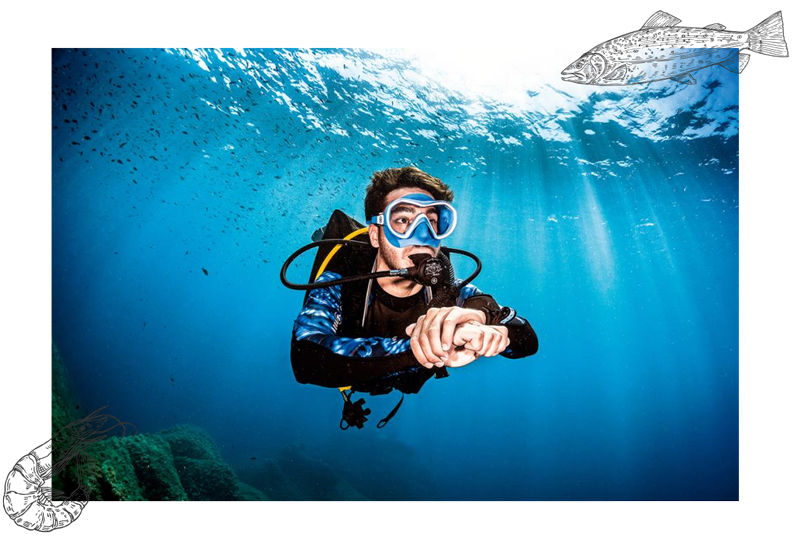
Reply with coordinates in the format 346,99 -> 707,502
236,444 -> 366,500
51,342 -> 368,501
52,420 -> 269,501
51,343 -> 267,501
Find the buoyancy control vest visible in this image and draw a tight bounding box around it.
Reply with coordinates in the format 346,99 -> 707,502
299,210 -> 460,428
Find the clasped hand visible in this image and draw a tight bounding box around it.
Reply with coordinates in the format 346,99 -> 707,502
404,306 -> 510,369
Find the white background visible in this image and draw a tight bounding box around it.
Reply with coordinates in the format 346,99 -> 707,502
25,0 -> 800,536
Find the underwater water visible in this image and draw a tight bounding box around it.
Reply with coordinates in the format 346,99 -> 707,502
52,48 -> 738,500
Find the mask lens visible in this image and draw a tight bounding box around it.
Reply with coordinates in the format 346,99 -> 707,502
437,205 -> 453,235
388,204 -> 444,236
388,204 -> 417,235
380,195 -> 457,245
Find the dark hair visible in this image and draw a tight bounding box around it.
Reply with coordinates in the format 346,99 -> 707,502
364,166 -> 454,220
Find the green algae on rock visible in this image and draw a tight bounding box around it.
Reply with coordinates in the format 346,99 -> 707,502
125,434 -> 188,501
85,437 -> 144,501
50,340 -> 357,501
160,425 -> 223,461
173,458 -> 239,500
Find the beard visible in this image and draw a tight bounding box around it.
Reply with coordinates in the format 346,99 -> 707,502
376,229 -> 437,271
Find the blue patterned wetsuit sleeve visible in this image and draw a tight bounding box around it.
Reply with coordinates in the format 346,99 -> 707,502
293,271 -> 411,357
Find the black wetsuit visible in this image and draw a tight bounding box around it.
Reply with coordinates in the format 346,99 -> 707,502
291,270 -> 538,395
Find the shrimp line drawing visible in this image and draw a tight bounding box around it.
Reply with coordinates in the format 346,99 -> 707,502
3,407 -> 136,532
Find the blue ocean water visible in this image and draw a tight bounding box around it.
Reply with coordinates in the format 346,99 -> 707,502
52,48 -> 738,500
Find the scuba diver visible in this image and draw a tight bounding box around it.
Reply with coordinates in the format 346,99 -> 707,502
281,166 -> 538,428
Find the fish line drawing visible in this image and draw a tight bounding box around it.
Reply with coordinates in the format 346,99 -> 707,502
3,407 -> 136,532
561,10 -> 789,86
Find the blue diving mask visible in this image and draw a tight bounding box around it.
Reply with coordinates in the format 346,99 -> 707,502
370,193 -> 457,248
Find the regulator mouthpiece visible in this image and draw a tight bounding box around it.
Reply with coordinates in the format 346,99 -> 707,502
406,253 -> 445,287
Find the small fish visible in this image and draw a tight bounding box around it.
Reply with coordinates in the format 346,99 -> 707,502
202,267 -> 209,275
562,11 -> 789,86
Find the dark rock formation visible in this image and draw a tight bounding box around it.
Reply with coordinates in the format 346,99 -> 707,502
51,341 -> 371,501
238,444 -> 366,500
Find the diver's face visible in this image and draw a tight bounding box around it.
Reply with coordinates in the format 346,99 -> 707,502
369,187 -> 440,270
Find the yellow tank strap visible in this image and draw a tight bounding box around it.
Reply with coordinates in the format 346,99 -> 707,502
314,227 -> 368,280
315,226 -> 368,393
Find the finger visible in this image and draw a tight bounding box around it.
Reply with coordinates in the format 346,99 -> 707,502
460,324 -> 483,345
441,309 -> 462,351
409,333 -> 429,367
432,307 -> 455,352
452,324 -> 472,348
443,346 -> 463,366
422,308 -> 449,360
418,309 -> 438,340
493,326 -> 509,340
409,318 -> 431,368
478,329 -> 494,356
417,327 -> 440,366
484,331 -> 503,356
405,323 -> 416,337
426,309 -> 447,358
490,327 -> 510,356
483,326 -> 504,357
444,309 -> 485,349
414,314 -> 438,366
494,327 -> 510,355
464,329 -> 485,354
414,320 -> 433,368
412,315 -> 426,338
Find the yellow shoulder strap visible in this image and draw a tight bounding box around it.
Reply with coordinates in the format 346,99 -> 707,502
315,226 -> 368,392
314,227 -> 369,281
